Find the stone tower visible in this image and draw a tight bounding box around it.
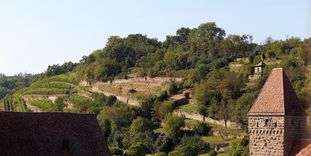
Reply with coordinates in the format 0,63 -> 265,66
248,68 -> 306,156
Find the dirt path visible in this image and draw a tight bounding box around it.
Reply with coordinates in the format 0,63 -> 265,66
174,110 -> 243,129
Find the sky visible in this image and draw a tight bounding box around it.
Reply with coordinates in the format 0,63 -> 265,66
0,0 -> 310,75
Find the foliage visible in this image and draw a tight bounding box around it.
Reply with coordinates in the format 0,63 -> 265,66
158,91 -> 168,101
54,97 -> 66,111
163,113 -> 185,140
0,73 -> 37,99
91,93 -> 117,113
193,121 -> 211,136
3,97 -> 14,111
168,136 -> 210,156
45,62 -> 76,77
193,68 -> 244,122
235,92 -> 257,127
129,117 -> 154,150
29,99 -> 55,112
22,88 -> 69,95
228,138 -> 249,156
156,101 -> 175,119
125,142 -> 150,156
167,80 -> 178,96
69,94 -> 93,112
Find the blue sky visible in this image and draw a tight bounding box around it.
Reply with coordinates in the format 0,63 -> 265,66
0,0 -> 310,75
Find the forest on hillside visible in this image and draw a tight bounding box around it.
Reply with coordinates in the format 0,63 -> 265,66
1,22 -> 311,156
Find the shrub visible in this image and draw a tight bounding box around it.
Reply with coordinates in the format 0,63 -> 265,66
158,91 -> 168,101
228,138 -> 249,156
109,146 -> 123,155
153,152 -> 167,156
193,121 -> 211,136
156,101 -> 175,119
125,142 -> 149,156
69,94 -> 93,112
54,97 -> 66,111
208,149 -> 217,156
154,137 -> 175,153
168,80 -> 178,96
184,92 -> 190,99
163,113 -> 185,140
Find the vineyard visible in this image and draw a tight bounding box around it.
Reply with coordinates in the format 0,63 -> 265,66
3,96 -> 27,112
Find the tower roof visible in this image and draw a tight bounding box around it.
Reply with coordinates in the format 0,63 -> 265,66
248,68 -> 304,116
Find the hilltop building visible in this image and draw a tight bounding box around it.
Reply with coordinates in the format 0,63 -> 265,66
248,68 -> 307,156
253,61 -> 266,79
0,112 -> 111,156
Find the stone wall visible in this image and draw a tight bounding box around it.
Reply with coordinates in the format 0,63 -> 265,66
284,115 -> 306,155
248,116 -> 285,156
249,115 -> 306,156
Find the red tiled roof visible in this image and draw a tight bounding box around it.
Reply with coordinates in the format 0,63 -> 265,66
0,112 -> 110,156
295,144 -> 311,156
289,139 -> 311,156
248,68 -> 304,116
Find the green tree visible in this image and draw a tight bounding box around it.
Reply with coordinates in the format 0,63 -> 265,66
163,113 -> 185,140
189,22 -> 225,59
228,138 -> 249,156
129,117 -> 153,144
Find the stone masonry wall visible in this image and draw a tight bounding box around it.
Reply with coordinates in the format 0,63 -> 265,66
284,115 -> 306,155
248,116 -> 285,156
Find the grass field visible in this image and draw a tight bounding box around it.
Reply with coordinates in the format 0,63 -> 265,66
177,103 -> 197,113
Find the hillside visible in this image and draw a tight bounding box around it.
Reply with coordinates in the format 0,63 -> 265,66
1,22 -> 310,155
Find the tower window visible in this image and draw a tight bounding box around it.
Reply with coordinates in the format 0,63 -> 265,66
265,119 -> 269,126
291,120 -> 294,125
274,122 -> 277,127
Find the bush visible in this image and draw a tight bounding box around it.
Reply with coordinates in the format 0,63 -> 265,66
125,142 -> 149,156
154,137 -> 175,153
163,113 -> 185,140
109,146 -> 123,155
228,138 -> 249,156
156,101 -> 175,119
168,136 -> 210,156
69,94 -> 93,112
168,80 -> 178,96
184,92 -> 190,99
91,93 -> 117,113
158,91 -> 168,101
193,121 -> 211,136
54,97 -> 66,111
208,149 -> 217,156
153,152 -> 167,156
